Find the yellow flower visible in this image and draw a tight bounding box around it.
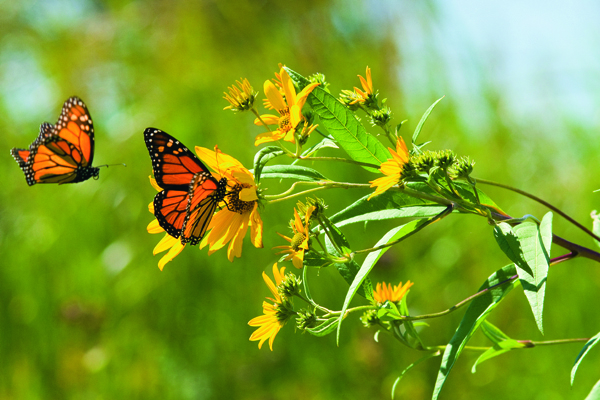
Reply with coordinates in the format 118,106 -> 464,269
373,281 -> 414,304
146,176 -> 186,271
249,263 -> 293,350
353,66 -> 374,104
195,145 -> 263,261
368,136 -> 409,200
273,206 -> 314,269
223,78 -> 257,112
254,67 -> 320,145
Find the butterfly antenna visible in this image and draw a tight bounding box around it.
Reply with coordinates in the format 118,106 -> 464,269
97,163 -> 127,168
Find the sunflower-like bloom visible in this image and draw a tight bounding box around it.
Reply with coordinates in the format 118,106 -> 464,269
273,206 -> 314,269
354,66 -> 374,103
249,263 -> 295,350
368,136 -> 410,200
373,280 -> 414,305
223,78 -> 257,112
196,146 -> 263,261
146,176 -> 186,271
254,67 -> 320,145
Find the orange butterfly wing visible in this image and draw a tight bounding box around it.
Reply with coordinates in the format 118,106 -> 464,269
10,97 -> 99,186
181,172 -> 228,245
144,128 -> 227,245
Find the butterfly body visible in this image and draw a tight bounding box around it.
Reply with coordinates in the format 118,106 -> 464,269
144,128 -> 228,245
10,97 -> 99,185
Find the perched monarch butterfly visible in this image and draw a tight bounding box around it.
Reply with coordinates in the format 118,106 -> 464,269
144,128 -> 228,245
11,97 -> 99,185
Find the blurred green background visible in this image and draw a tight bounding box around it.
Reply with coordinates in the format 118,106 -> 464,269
2,1 -> 600,399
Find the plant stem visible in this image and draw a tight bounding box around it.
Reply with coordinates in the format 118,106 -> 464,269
402,275 -> 517,321
476,177 -> 600,243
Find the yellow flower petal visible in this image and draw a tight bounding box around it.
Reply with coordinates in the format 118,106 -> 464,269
280,68 -> 297,107
253,114 -> 280,126
147,219 -> 164,234
158,239 -> 185,271
254,130 -> 286,146
153,233 -> 178,255
264,80 -> 286,110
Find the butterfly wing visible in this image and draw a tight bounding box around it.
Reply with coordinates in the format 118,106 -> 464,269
180,173 -> 227,245
10,97 -> 98,185
153,188 -> 191,238
144,128 -> 214,189
55,97 -> 95,165
144,128 -> 224,243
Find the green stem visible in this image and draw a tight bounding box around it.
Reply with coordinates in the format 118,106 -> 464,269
264,181 -> 372,203
316,214 -> 345,257
476,177 -> 600,243
402,276 -> 516,321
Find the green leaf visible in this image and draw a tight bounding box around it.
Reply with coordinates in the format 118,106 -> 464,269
328,189 -> 447,229
259,165 -> 330,182
253,146 -> 284,183
302,261 -> 313,302
493,213 -> 552,334
306,317 -> 339,337
585,378 -> 600,400
471,338 -> 526,373
412,96 -> 444,147
285,67 -> 389,172
336,219 -> 434,344
480,320 -> 511,344
451,181 -> 507,216
571,331 -> 600,385
432,264 -> 517,400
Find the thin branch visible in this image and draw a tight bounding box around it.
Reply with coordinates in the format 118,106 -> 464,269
476,177 -> 600,243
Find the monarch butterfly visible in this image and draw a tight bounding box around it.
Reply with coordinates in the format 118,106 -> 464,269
144,128 -> 228,245
11,97 -> 99,185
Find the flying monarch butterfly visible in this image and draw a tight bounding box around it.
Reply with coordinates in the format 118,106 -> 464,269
11,96 -> 99,185
144,128 -> 228,245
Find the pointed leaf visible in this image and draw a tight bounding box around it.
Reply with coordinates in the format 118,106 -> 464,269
328,188 -> 447,229
412,96 -> 444,146
432,264 -> 517,400
571,331 -> 600,385
306,317 -> 339,337
471,339 -> 526,373
259,165 -> 330,182
253,146 -> 284,183
480,320 -> 511,344
493,213 -> 552,334
285,67 -> 389,172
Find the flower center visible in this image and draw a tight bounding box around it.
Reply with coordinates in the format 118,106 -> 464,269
278,108 -> 292,132
227,183 -> 256,214
291,232 -> 307,251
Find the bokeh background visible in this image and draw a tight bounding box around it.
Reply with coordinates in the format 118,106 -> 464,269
1,1 -> 600,399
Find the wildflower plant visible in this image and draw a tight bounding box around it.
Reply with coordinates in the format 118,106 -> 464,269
153,64 -> 600,398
